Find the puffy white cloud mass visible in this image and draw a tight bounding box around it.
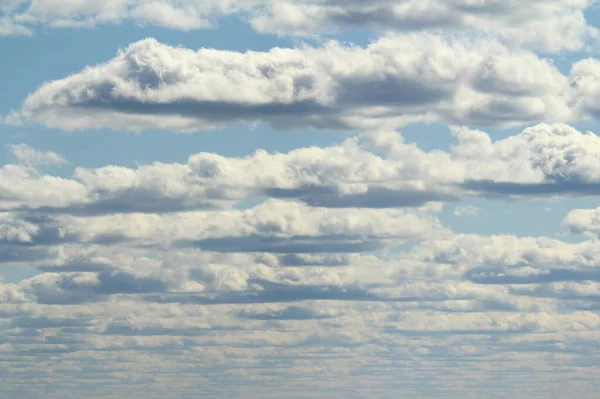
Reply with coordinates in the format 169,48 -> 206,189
3,207 -> 600,398
0,129 -> 600,397
1,1 -> 597,52
14,35 -> 584,133
565,205 -> 600,237
4,2 -> 600,397
1,124 -> 600,217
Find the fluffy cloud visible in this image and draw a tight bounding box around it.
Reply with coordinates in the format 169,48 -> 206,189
0,213 -> 40,243
4,3 -> 600,396
2,1 -> 597,52
4,219 -> 600,397
565,205 -> 600,236
18,199 -> 443,250
407,232 -> 600,292
14,35 -> 575,133
3,124 -> 600,218
251,0 -> 597,52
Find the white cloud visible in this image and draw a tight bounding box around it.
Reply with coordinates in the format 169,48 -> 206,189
2,124 -> 600,216
3,3 -> 600,393
2,1 -> 597,52
9,143 -> 68,167
0,16 -> 31,35
3,215 -> 600,397
13,35 -> 575,133
0,164 -> 87,210
0,212 -> 40,243
453,205 -> 480,217
44,199 -> 444,251
565,205 -> 600,236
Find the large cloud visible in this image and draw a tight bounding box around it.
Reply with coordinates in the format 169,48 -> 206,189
409,233 -> 600,282
4,218 -> 600,397
34,199 -> 443,249
3,124 -> 600,218
13,35 -> 576,132
251,0 -> 598,52
2,1 -> 597,52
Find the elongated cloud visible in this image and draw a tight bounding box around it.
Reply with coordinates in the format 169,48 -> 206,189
2,1 -> 597,52
6,199 -> 442,249
9,143 -> 68,167
15,35 -> 576,133
2,124 -> 600,217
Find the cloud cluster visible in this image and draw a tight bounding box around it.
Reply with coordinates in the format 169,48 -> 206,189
2,1 -> 597,52
4,3 -> 600,394
3,203 -> 600,398
14,35 -> 579,132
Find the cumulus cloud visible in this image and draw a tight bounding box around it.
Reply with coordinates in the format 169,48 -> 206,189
0,281 -> 25,303
4,3 -> 600,394
4,218 -> 600,397
2,1 -> 597,52
13,35 -> 576,133
49,199 -> 443,251
565,205 -> 600,236
248,0 -> 597,52
21,270 -> 168,304
3,124 -> 600,218
0,213 -> 40,243
408,232 -> 600,287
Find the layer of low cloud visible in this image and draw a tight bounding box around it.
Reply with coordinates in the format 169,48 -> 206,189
3,218 -> 600,397
13,35 -> 581,133
1,1 -> 597,52
4,4 -> 600,397
2,124 -> 600,217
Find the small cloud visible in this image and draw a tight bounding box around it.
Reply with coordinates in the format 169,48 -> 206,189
453,205 -> 480,218
9,143 -> 68,167
0,110 -> 24,126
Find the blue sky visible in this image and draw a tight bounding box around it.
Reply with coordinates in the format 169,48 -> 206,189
2,2 -> 600,398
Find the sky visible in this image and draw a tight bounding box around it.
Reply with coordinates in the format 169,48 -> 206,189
2,1 -> 600,398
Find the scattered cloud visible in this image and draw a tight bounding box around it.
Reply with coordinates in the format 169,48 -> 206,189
3,5 -> 600,397
453,204 -> 480,217
9,143 -> 68,167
